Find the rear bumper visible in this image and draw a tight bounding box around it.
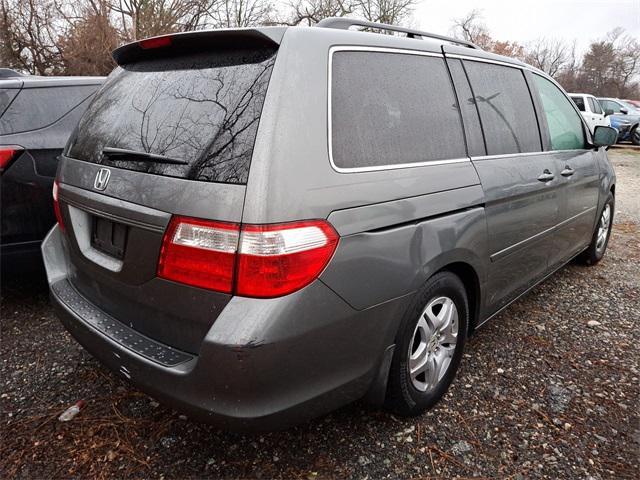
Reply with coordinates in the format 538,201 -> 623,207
43,226 -> 406,430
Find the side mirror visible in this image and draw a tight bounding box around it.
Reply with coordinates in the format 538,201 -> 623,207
620,107 -> 628,114
592,125 -> 618,148
604,108 -> 614,116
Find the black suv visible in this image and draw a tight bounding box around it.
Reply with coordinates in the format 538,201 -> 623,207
0,69 -> 104,269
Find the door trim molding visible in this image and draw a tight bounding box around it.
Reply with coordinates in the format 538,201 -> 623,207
490,206 -> 597,262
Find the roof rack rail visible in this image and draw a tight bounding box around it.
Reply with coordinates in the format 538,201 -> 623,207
316,17 -> 479,49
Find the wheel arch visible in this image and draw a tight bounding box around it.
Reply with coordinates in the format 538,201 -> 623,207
365,258 -> 484,406
436,262 -> 481,335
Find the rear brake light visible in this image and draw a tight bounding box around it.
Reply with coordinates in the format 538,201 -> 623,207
236,221 -> 339,298
52,180 -> 65,232
139,36 -> 172,50
0,146 -> 22,170
157,217 -> 339,298
158,217 -> 239,293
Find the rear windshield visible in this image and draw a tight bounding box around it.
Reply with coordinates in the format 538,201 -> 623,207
67,49 -> 277,185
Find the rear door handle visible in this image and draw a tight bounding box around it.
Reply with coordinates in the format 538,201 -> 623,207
537,169 -> 555,182
561,166 -> 575,177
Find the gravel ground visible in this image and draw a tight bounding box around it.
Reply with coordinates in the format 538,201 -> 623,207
2,150 -> 639,479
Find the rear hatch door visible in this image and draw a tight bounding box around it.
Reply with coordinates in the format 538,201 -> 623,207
56,31 -> 281,354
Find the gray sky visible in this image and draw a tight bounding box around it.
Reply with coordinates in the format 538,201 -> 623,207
414,0 -> 640,52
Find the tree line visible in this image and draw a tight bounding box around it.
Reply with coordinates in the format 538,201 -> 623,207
450,10 -> 640,99
1,1 -> 638,98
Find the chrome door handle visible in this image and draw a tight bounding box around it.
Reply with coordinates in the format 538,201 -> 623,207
537,169 -> 555,182
561,166 -> 575,177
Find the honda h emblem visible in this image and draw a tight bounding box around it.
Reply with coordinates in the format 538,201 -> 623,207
94,168 -> 111,191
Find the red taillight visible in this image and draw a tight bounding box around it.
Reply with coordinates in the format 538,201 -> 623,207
157,217 -> 339,298
0,146 -> 22,171
236,221 -> 339,298
52,180 -> 65,232
158,217 -> 239,293
139,35 -> 172,50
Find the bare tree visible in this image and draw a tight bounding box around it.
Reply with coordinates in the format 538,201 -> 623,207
58,0 -> 120,75
450,9 -> 492,49
282,0 -> 415,27
354,0 -> 416,25
109,0 -> 216,40
450,9 -> 527,58
0,0 -> 65,74
210,0 -> 274,27
578,29 -> 640,97
607,28 -> 640,96
524,38 -> 570,77
284,0 -> 353,26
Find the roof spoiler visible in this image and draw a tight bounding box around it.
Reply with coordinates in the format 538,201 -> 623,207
112,28 -> 286,65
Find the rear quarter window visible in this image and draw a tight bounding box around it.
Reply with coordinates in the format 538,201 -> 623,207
463,61 -> 541,156
330,50 -> 466,170
0,85 -> 98,135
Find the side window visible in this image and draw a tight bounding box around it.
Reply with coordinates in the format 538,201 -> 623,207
463,61 -> 541,155
571,96 -> 586,112
447,59 -> 486,156
0,85 -> 97,135
532,75 -> 586,151
589,97 -> 603,115
331,51 -> 466,169
601,100 -> 621,113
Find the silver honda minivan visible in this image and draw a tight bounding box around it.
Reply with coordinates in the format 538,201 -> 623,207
43,18 -> 618,430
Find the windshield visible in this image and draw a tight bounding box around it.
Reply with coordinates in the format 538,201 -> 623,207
67,48 -> 276,184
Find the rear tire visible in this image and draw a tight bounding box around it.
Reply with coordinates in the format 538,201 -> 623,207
632,128 -> 640,146
384,271 -> 468,417
579,192 -> 614,265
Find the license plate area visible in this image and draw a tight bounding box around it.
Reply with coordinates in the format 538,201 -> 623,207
91,216 -> 128,260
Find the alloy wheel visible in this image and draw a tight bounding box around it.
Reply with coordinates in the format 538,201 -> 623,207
596,203 -> 611,254
408,296 -> 459,392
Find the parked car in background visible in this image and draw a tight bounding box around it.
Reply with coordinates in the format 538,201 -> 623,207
0,69 -> 104,270
599,97 -> 640,115
43,19 -> 618,430
608,115 -> 635,143
569,93 -> 610,132
624,99 -> 640,109
598,97 -> 640,145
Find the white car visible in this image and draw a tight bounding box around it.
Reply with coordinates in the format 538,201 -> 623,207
569,93 -> 610,133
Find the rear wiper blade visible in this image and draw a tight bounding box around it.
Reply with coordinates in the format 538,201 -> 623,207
102,147 -> 188,165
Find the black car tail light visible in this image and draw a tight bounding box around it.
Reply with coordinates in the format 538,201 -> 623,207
0,146 -> 23,172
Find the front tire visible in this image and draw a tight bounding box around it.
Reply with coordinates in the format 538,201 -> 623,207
579,191 -> 614,265
385,271 -> 468,417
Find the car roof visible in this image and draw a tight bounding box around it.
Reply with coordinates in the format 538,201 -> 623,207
313,26 -> 532,69
112,21 -> 533,73
569,93 -> 596,98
